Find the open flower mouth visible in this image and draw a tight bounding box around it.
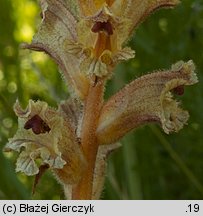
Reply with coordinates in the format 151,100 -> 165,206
4,99 -> 86,184
24,115 -> 51,135
3,100 -> 67,175
91,20 -> 114,35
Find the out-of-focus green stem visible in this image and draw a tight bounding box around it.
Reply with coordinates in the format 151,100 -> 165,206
0,94 -> 15,115
150,125 -> 203,195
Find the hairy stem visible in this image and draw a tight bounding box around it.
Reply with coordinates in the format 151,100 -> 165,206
72,78 -> 104,199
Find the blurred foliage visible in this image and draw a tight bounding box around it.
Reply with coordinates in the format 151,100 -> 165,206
0,0 -> 203,200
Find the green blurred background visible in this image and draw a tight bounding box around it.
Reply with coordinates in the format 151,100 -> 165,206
0,0 -> 203,199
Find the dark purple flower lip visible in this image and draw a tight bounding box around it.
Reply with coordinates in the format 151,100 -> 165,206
91,21 -> 114,35
24,115 -> 51,135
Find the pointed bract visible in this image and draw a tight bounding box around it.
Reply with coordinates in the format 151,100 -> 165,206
23,0 -> 89,99
119,0 -> 179,34
92,142 -> 121,199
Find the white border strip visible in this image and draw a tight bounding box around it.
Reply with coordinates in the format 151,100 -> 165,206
0,200 -> 202,216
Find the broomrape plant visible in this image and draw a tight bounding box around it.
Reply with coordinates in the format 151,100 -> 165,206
4,0 -> 198,199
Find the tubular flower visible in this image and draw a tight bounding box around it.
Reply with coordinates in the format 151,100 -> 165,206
5,0 -> 199,199
75,0 -> 179,77
23,0 -> 180,99
97,60 -> 198,145
4,100 -> 86,185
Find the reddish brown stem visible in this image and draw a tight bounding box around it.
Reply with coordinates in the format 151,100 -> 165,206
72,78 -> 104,199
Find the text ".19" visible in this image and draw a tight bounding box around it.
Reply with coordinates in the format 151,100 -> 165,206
187,204 -> 199,213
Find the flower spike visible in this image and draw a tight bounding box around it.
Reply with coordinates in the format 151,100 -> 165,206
5,0 -> 198,200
